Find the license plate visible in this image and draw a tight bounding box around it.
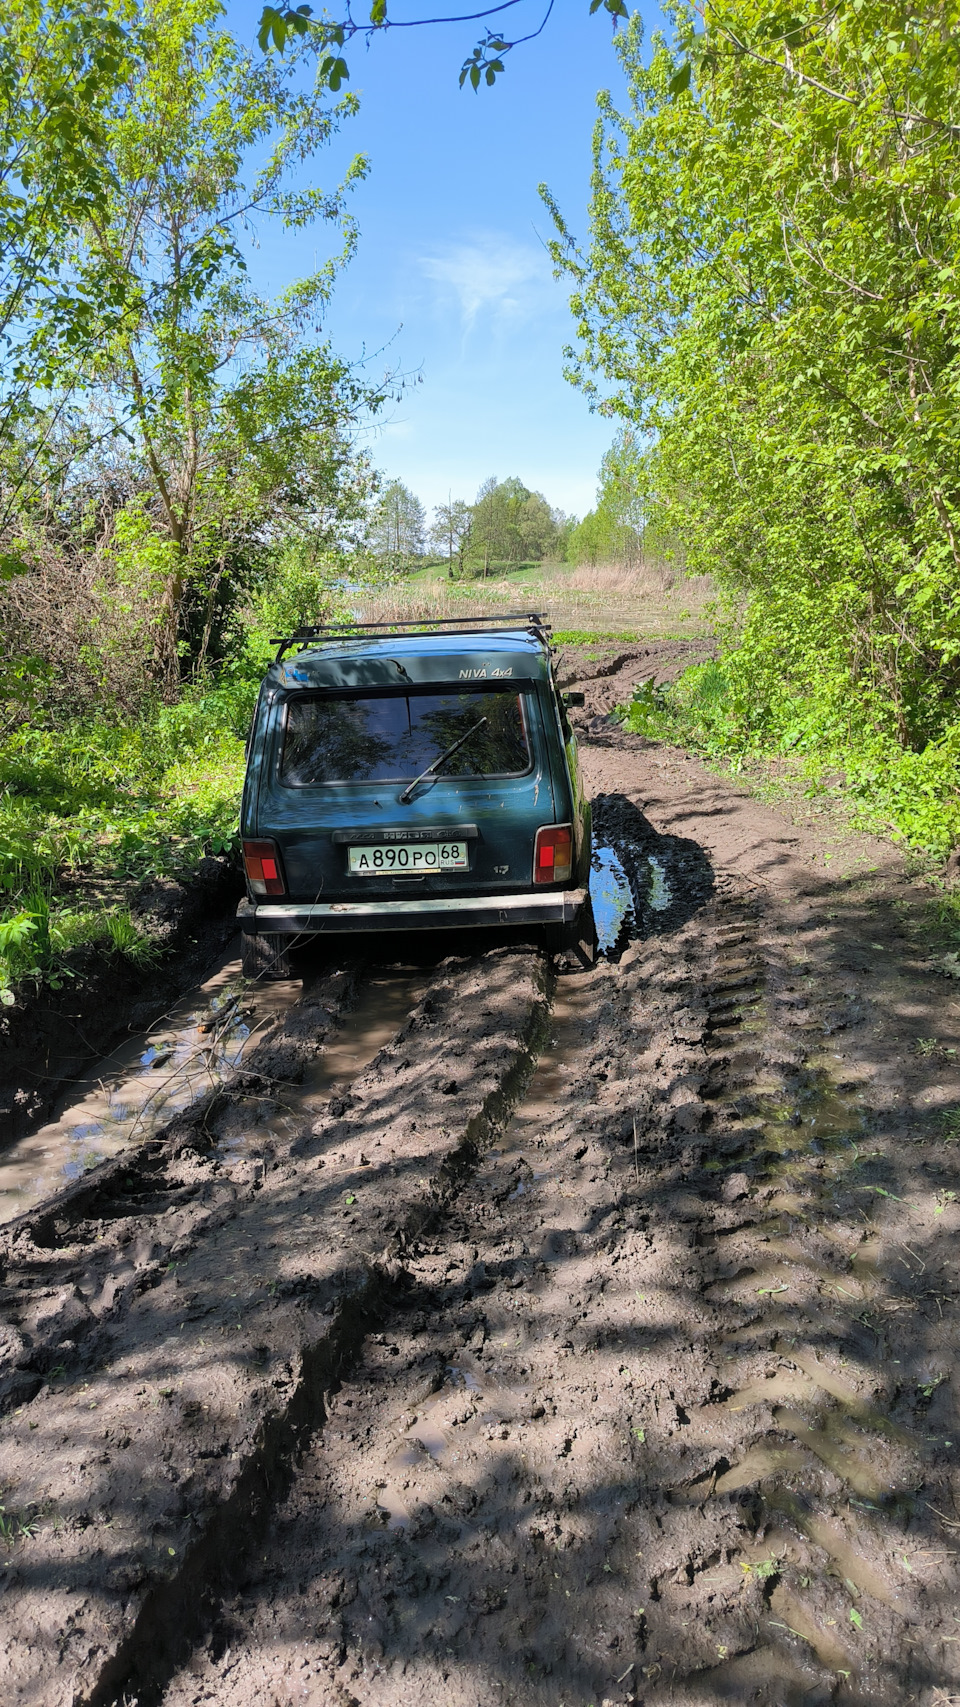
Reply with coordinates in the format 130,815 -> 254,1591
347,841 -> 469,875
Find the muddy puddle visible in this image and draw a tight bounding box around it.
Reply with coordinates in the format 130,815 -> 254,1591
0,946 -> 299,1221
215,967 -> 427,1161
705,1056 -> 868,1188
368,972 -> 595,1530
0,953 -> 424,1221
375,1356 -> 501,1531
490,970 -> 595,1189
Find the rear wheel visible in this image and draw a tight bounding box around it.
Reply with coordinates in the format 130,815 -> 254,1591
241,931 -> 293,980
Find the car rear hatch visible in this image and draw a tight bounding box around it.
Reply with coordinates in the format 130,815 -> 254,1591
249,655 -> 565,903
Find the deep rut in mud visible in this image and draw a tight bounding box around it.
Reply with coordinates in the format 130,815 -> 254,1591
3,645 -> 960,1707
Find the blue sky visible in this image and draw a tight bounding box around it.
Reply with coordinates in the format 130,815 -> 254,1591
226,2 -> 665,523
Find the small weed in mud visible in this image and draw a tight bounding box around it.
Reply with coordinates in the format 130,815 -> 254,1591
941,1108 -> 960,1144
105,909 -> 161,965
918,1375 -> 946,1400
916,1036 -> 957,1061
0,1504 -> 38,1546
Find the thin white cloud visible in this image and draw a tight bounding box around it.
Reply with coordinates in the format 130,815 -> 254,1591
420,236 -> 548,328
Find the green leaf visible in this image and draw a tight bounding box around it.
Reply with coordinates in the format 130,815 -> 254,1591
669,61 -> 692,94
257,7 -> 285,52
319,54 -> 349,90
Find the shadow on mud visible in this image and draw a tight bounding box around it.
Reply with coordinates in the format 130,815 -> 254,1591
591,790 -> 715,956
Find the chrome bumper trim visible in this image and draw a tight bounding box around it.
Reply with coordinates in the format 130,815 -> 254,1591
237,889 -> 587,935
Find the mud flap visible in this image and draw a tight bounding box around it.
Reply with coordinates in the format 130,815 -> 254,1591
241,930 -> 294,980
541,899 -> 596,967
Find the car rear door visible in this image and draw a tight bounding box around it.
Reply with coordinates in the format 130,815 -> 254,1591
252,681 -> 557,902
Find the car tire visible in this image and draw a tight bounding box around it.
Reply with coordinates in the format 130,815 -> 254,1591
241,931 -> 293,980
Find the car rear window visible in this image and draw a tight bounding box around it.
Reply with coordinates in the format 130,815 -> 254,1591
280,686 -> 532,786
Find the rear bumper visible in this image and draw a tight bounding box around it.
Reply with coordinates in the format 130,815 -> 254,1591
237,888 -> 588,936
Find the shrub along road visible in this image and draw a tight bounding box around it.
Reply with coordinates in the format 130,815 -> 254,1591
1,648 -> 959,1707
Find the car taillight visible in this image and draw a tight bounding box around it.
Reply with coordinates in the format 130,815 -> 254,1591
243,838 -> 286,896
533,823 -> 573,885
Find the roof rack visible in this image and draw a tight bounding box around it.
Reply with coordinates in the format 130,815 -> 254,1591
270,613 -> 551,663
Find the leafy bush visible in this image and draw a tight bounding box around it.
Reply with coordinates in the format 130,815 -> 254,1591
623,657 -> 960,856
549,2 -> 960,858
0,685 -> 247,1002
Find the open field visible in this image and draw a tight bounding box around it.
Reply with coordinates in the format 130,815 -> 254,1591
350,560 -> 715,642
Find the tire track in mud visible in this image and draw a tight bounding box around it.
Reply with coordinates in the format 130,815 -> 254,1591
158,839 -> 959,1707
0,948 -> 551,1707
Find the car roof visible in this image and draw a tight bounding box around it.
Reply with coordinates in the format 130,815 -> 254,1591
268,627 -> 553,691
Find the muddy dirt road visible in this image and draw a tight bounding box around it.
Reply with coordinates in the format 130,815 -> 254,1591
2,646 -> 960,1707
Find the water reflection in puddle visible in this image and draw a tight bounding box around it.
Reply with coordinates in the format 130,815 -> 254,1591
589,845 -> 675,958
647,854 -> 671,912
590,846 -> 635,957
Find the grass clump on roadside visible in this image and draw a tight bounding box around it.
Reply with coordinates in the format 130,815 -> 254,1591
0,679 -> 254,1005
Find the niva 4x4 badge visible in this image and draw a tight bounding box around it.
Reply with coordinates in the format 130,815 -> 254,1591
237,615 -> 592,977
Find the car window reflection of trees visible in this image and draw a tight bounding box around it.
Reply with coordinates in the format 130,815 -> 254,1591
280,691 -> 530,784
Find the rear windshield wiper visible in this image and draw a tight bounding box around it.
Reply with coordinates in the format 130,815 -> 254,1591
398,716 -> 488,804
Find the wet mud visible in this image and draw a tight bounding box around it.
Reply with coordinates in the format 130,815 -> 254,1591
2,644 -> 960,1707
0,856 -> 242,1147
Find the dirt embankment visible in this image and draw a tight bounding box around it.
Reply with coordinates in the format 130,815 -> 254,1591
2,643 -> 960,1707
0,856 -> 242,1145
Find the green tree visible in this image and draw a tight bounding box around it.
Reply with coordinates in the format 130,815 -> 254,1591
367,478 -> 426,565
0,0 -> 137,521
58,0 -> 378,694
469,476 -> 564,568
429,497 -> 473,579
570,428 -> 644,564
545,2 -> 960,787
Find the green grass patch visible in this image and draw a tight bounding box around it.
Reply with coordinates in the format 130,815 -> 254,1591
0,676 -> 253,1003
620,658 -> 960,859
